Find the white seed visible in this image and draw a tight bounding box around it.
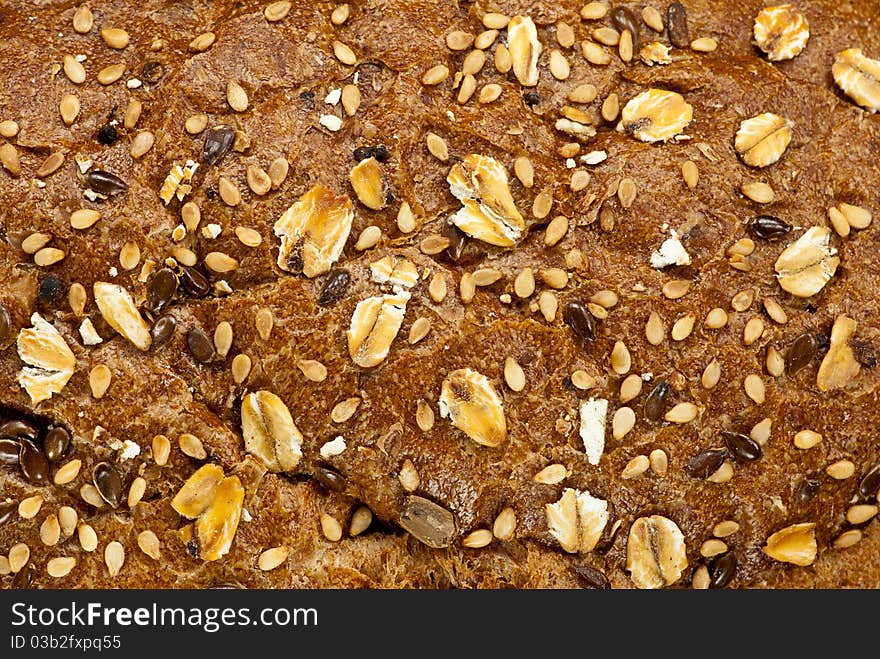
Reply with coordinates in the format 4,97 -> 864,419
8,543 -> 29,573
232,354 -> 252,384
612,407 -> 636,439
101,28 -> 130,49
19,495 -> 44,520
743,317 -> 765,346
331,397 -> 361,423
226,80 -> 249,112
123,98 -> 142,129
493,508 -> 517,541
333,40 -> 357,66
63,54 -> 86,84
645,311 -> 665,345
846,504 -> 878,525
53,459 -> 82,485
793,429 -> 822,449
426,132 -> 449,162
421,64 -> 450,85
258,545 -> 289,571
47,556 -> 77,578
610,340 -> 631,374
514,268 -> 535,298
152,434 -> 171,466
104,541 -> 125,577
349,506 -> 372,536
549,49 -> 571,80
766,346 -> 785,377
73,4 -> 93,33
398,459 -> 420,492
504,357 -> 526,392
744,374 -> 765,404
354,225 -> 382,251
707,461 -> 734,483
691,37 -> 718,52
649,449 -> 668,475
40,514 -> 61,546
665,402 -> 698,424
619,373 -> 642,403
137,530 -> 161,560
415,399 -> 435,432
331,4 -> 350,25
750,418 -> 773,446
76,523 -> 99,552
128,476 -> 147,509
701,359 -> 721,389
462,529 -> 493,548
826,460 -> 855,480
713,520 -> 740,538
834,529 -> 863,549
60,93 -> 80,125
58,506 -> 78,537
700,539 -> 728,558
179,433 -> 207,460
320,513 -> 343,541
671,313 -> 696,341
622,454 -> 650,479
682,160 -> 699,189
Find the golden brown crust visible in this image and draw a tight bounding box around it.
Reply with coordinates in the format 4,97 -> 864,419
1,0 -> 880,589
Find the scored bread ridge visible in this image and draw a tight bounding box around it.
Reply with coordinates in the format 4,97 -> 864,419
0,0 -> 879,589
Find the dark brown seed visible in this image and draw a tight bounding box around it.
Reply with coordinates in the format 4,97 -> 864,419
0,500 -> 16,526
442,221 -> 468,262
794,475 -> 820,504
148,268 -> 178,312
563,301 -> 595,341
179,267 -> 210,298
858,463 -> 880,501
187,327 -> 215,363
141,61 -> 165,84
314,466 -> 346,492
38,275 -> 62,304
85,170 -> 128,196
0,419 -> 38,440
0,303 -> 10,341
572,565 -> 611,589
19,438 -> 49,484
151,314 -> 176,347
0,439 -> 20,464
709,552 -> 737,589
317,269 -> 350,306
10,561 -> 33,589
644,380 -> 669,422
749,215 -> 792,240
399,495 -> 455,549
97,123 -> 118,145
610,6 -> 640,46
851,340 -> 877,368
686,448 -> 728,479
93,462 -> 123,508
722,431 -> 762,462
203,126 -> 235,165
786,333 -> 817,374
666,1 -> 690,48
43,427 -> 70,462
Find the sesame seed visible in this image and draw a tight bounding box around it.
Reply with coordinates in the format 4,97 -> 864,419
671,313 -> 696,341
18,495 -> 43,520
662,279 -> 691,299
622,454 -> 650,479
665,402 -> 698,424
152,434 -> 171,466
320,513 -> 343,541
178,433 -> 207,460
691,37 -> 718,52
612,407 -> 636,439
128,476 -> 146,508
700,539 -> 728,558
77,522 -> 99,551
231,354 -> 252,384
462,529 -> 493,548
258,545 -> 289,571
701,359 -> 721,389
750,417 -> 772,446
104,541 -> 125,577
422,64 -> 450,85
846,504 -> 878,525
826,459 -> 856,480
255,307 -> 274,341
504,357 -> 526,392
53,458 -> 82,485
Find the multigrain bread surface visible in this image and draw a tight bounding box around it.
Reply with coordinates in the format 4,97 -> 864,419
1,0 -> 879,589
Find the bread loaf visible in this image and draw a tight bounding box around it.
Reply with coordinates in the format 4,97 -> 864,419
1,0 -> 879,589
